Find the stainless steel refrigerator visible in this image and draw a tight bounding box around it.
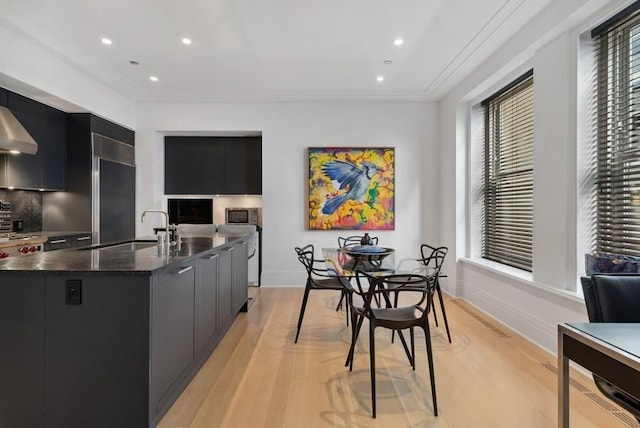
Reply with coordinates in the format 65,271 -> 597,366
43,116 -> 136,244
91,133 -> 136,244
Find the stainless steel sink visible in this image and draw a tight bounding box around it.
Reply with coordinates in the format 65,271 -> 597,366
78,240 -> 157,251
107,241 -> 158,251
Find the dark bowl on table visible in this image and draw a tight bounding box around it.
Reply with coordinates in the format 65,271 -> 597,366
339,246 -> 394,262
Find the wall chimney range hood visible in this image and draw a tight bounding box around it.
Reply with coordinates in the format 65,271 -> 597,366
0,106 -> 38,154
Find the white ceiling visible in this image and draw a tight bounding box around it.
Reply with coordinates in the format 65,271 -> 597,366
0,0 -> 553,103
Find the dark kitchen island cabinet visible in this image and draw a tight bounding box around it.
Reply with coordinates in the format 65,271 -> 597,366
0,235 -> 249,428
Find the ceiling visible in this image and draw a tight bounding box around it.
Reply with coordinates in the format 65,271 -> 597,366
0,0 -> 553,103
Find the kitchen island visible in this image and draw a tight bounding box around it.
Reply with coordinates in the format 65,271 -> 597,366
0,234 -> 250,428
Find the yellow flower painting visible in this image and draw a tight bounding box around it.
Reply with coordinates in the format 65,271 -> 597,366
308,147 -> 395,230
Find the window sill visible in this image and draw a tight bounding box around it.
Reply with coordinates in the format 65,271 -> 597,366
459,257 -> 585,305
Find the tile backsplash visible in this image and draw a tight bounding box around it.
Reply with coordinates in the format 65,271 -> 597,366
0,190 -> 42,232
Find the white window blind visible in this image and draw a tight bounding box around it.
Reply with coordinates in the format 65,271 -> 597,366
481,71 -> 534,271
593,2 -> 640,255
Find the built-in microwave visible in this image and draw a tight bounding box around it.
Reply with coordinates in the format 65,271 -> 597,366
225,208 -> 261,226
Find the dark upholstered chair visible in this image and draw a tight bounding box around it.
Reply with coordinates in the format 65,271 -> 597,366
294,244 -> 351,343
346,271 -> 438,418
580,274 -> 640,421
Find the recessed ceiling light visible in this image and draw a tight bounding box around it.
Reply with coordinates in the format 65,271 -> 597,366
394,38 -> 404,46
384,60 -> 393,65
182,37 -> 192,45
101,38 -> 112,45
150,76 -> 159,82
376,76 -> 384,82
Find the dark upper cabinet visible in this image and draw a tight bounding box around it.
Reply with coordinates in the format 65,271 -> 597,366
201,140 -> 226,194
0,91 -> 67,190
165,136 -> 261,195
224,138 -> 262,195
0,88 -> 7,107
165,138 -> 204,194
90,115 -> 135,146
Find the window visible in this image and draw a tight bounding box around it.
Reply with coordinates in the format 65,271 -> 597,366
481,71 -> 534,271
593,2 -> 640,255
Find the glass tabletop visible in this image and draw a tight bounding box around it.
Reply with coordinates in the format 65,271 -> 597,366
321,247 -> 435,278
567,323 -> 640,360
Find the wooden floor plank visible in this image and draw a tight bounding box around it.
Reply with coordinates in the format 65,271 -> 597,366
158,287 -> 634,428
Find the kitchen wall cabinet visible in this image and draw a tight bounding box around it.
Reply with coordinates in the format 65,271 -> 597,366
224,140 -> 262,195
0,88 -> 8,106
0,90 -> 66,190
164,136 -> 261,195
164,138 -> 204,194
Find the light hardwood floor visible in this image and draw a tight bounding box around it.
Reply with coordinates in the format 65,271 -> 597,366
158,287 -> 638,428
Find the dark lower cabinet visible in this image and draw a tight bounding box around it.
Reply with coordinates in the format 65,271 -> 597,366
218,246 -> 234,332
45,275 -> 150,428
42,233 -> 93,251
71,234 -> 92,248
151,263 -> 196,415
196,250 -> 219,354
232,239 -> 249,314
0,237 -> 248,427
0,274 -> 45,428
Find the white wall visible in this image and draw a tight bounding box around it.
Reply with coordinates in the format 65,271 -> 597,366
440,0 -> 633,352
136,101 -> 439,286
0,22 -> 135,129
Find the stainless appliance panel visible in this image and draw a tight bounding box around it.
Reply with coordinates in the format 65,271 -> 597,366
95,159 -> 136,244
91,133 -> 136,245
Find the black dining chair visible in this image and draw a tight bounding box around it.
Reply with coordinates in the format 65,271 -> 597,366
389,246 -> 448,344
419,245 -> 451,343
346,271 -> 438,418
294,244 -> 351,343
335,235 -> 380,310
580,274 -> 640,422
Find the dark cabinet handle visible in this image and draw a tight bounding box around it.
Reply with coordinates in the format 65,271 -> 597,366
50,239 -> 67,244
224,247 -> 234,252
177,266 -> 193,275
208,254 -> 219,260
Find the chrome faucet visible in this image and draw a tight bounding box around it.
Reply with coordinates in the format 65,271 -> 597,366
141,209 -> 169,244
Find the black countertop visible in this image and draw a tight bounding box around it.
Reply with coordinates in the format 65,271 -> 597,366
0,235 -> 247,273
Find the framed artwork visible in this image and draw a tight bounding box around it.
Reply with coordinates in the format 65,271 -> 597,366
308,147 -> 395,230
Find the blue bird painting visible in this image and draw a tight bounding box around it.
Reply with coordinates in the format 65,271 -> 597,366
308,147 -> 394,230
321,160 -> 382,215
